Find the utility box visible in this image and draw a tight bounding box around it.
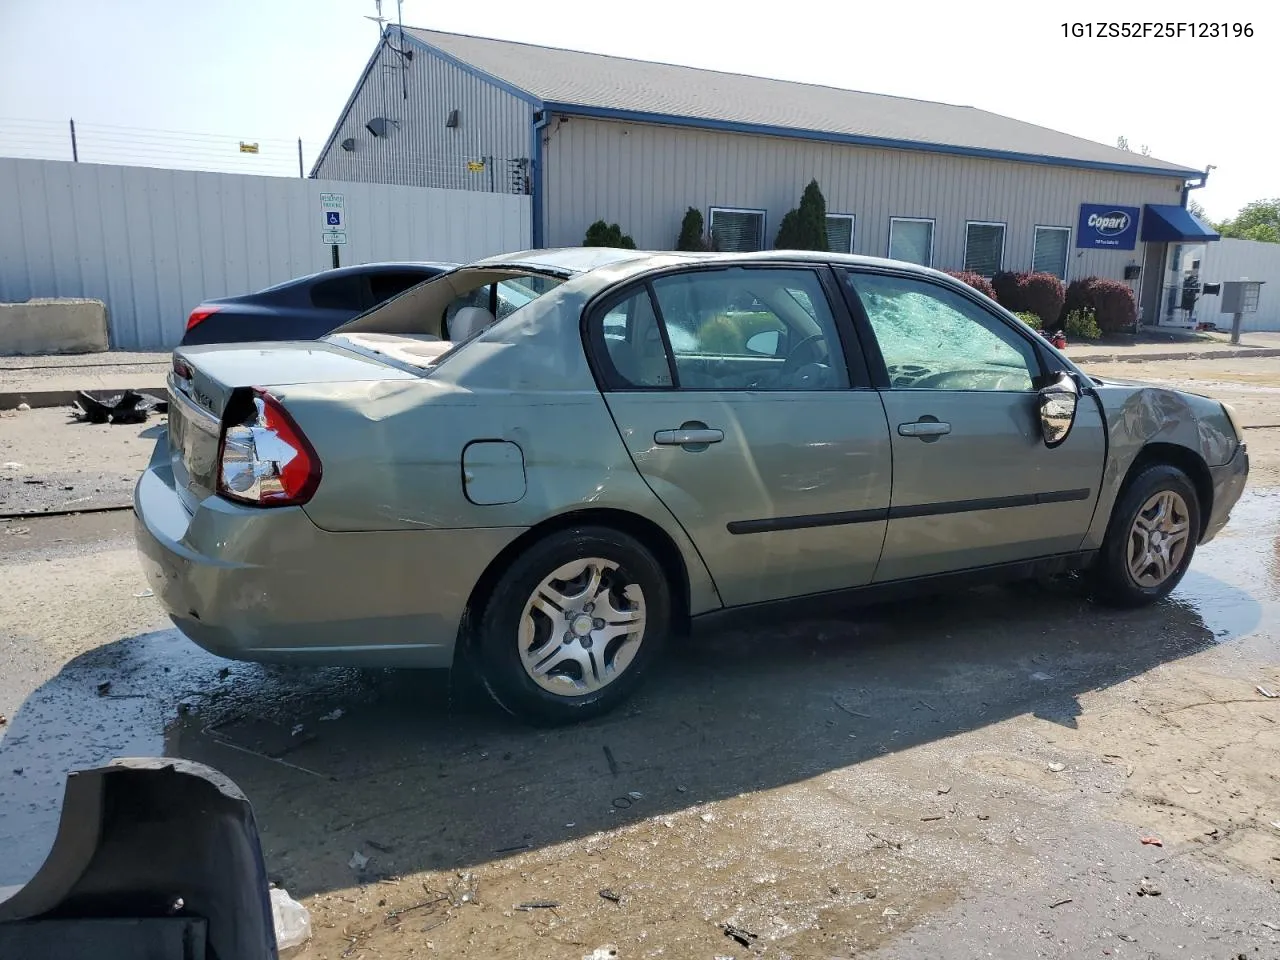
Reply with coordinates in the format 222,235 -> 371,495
1220,280 -> 1263,314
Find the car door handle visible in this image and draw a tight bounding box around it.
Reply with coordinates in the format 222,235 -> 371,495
655,427 -> 724,445
898,420 -> 951,438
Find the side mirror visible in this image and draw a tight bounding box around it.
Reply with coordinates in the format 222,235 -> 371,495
745,330 -> 780,355
1038,372 -> 1079,448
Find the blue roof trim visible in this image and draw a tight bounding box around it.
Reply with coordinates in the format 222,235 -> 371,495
1142,204 -> 1221,243
399,31 -> 543,107
310,32 -> 394,177
540,102 -> 1201,180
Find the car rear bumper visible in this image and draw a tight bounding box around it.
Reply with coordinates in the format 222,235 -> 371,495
133,451 -> 522,669
1202,442 -> 1249,544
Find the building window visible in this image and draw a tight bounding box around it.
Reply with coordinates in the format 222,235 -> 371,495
709,207 -> 765,252
888,217 -> 934,267
826,214 -> 855,254
1032,226 -> 1071,280
964,221 -> 1006,277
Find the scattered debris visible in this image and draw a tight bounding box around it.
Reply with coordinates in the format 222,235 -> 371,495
723,923 -> 758,947
516,900 -> 561,911
15,402 -> 30,412
290,723 -> 305,737
270,887 -> 312,950
384,895 -> 447,924
583,947 -> 618,960
832,696 -> 871,719
937,784 -> 952,795
1137,879 -> 1162,897
676,785 -> 687,793
1183,786 -> 1202,794
628,790 -> 643,800
1030,671 -> 1053,681
881,907 -> 900,918
867,831 -> 902,850
22,478 -> 45,485
348,851 -> 369,871
1140,836 -> 1163,847
1046,762 -> 1066,773
1049,898 -> 1073,909
96,681 -> 111,696
494,843 -> 530,854
217,667 -> 231,679
74,389 -> 165,425
565,822 -> 576,828
365,839 -> 393,854
863,889 -> 877,899
0,713 -> 6,726
447,872 -> 479,906
918,699 -> 936,712
133,588 -> 154,598
2,462 -> 23,469
1257,685 -> 1279,699
1118,934 -> 1137,942
319,708 -> 345,721
603,744 -> 620,777
920,815 -> 945,822
612,796 -> 633,809
976,814 -> 990,821
700,812 -> 715,823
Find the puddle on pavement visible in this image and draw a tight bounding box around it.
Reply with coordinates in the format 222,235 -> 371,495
2,489 -> 1278,954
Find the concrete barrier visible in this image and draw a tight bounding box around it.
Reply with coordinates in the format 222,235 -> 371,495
0,299 -> 110,355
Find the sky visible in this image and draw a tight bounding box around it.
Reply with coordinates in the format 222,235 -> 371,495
0,0 -> 1272,221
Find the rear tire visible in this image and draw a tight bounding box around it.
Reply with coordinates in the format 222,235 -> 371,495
1092,464 -> 1200,607
471,526 -> 671,725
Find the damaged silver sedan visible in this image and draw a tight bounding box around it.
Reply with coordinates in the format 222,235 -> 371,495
135,249 -> 1249,723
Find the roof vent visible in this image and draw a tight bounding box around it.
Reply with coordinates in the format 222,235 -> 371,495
446,109 -> 460,129
365,117 -> 397,138
340,137 -> 356,152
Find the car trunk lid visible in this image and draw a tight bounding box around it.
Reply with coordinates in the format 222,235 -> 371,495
167,342 -> 417,510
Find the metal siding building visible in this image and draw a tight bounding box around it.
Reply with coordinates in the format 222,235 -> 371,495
312,28 -> 1220,325
312,32 -> 533,192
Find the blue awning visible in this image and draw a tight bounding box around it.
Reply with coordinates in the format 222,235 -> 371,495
1142,204 -> 1221,243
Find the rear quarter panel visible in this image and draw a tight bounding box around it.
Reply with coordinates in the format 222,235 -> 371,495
1083,381 -> 1237,548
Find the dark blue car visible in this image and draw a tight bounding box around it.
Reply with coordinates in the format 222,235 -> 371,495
180,261 -> 456,345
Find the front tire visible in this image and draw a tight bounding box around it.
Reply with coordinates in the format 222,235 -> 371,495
1093,464 -> 1200,607
471,526 -> 671,725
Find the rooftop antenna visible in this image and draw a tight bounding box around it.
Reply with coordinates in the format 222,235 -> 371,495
366,0 -> 388,112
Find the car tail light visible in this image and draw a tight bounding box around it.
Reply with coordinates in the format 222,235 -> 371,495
172,356 -> 193,380
217,390 -> 322,506
186,305 -> 220,331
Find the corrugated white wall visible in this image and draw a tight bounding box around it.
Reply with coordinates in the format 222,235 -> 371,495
1198,237 -> 1280,332
542,116 -> 1185,282
0,157 -> 531,350
311,34 -> 533,189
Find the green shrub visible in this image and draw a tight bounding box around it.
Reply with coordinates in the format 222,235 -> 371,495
944,270 -> 997,300
1015,311 -> 1042,330
1063,308 -> 1102,340
992,271 -> 1066,329
583,220 -> 636,249
676,207 -> 713,251
1062,277 -> 1136,334
774,179 -> 829,250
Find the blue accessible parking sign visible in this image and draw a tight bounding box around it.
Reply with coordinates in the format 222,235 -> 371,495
325,211 -> 342,226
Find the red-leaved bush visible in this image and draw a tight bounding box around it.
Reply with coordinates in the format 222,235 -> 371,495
943,270 -> 997,301
1063,277 -> 1137,334
991,272 -> 1066,329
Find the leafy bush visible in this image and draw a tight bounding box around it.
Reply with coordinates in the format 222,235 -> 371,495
991,271 -> 1066,329
1015,311 -> 1042,330
943,270 -> 997,300
1063,308 -> 1102,340
675,207 -> 713,251
774,180 -> 829,250
1062,277 -> 1137,334
583,220 -> 636,249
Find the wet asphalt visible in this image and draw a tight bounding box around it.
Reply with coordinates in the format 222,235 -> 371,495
0,491 -> 1278,956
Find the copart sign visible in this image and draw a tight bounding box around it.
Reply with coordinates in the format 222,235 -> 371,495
1077,203 -> 1141,250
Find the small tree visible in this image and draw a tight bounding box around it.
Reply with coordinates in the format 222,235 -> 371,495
775,179 -> 829,250
676,207 -> 713,251
583,220 -> 636,249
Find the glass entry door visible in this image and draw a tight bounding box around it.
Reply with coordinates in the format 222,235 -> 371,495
1158,242 -> 1207,327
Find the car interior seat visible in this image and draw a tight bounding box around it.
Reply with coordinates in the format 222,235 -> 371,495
449,306 -> 496,342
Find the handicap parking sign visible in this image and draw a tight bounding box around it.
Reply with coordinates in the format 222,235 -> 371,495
325,211 -> 342,226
